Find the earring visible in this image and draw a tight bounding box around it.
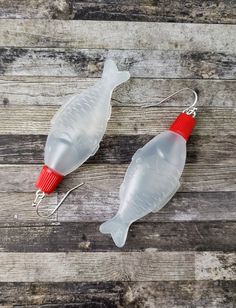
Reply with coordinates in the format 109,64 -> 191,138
100,88 -> 198,247
32,60 -> 130,217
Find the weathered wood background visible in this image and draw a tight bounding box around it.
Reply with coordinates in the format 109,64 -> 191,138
0,1 -> 235,307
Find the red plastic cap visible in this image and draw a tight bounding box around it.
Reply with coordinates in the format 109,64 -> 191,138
35,165 -> 64,194
169,113 -> 196,141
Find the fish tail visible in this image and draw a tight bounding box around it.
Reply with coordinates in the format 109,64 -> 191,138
102,60 -> 130,89
99,214 -> 130,248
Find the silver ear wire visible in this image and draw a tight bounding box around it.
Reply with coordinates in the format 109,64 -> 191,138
32,183 -> 84,218
142,87 -> 198,117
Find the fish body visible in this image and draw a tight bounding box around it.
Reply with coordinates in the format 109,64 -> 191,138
44,60 -> 130,176
100,131 -> 187,247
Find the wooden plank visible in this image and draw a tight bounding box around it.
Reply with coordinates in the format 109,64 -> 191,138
0,191 -> 235,223
1,192 -> 236,223
0,192 -> 57,223
0,281 -> 123,307
0,281 -> 235,307
57,191 -> 236,223
0,106 -> 235,136
0,134 -> 235,165
0,77 -> 235,107
70,1 -> 236,24
0,1 -> 235,24
0,48 -> 235,79
0,20 -> 235,52
196,252 -> 236,281
0,164 -> 235,193
0,252 -> 235,282
0,222 -> 235,252
0,252 -> 195,282
0,0 -> 72,20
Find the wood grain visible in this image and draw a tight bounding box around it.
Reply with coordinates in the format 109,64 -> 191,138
0,192 -> 57,223
0,252 -> 235,282
0,20 -> 235,52
0,164 -> 235,193
120,281 -> 236,308
1,77 -> 235,107
0,222 -> 235,252
0,48 -> 235,79
0,1 -> 235,24
57,191 -> 236,223
0,0 -> 72,20
196,252 -> 236,281
0,192 -> 236,223
1,281 -> 235,307
0,281 -> 123,307
0,134 -> 235,165
1,106 -> 235,136
0,251 -> 195,282
70,1 -> 236,24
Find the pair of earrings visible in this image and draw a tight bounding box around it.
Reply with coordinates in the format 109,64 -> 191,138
32,60 -> 198,247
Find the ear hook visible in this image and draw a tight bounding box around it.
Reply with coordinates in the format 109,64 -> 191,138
142,87 -> 198,117
32,183 -> 84,218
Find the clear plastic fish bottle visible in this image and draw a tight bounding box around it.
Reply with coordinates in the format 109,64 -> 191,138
34,60 -> 130,198
100,112 -> 196,247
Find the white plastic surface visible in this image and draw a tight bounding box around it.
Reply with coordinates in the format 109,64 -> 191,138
100,131 -> 186,247
44,60 -> 130,175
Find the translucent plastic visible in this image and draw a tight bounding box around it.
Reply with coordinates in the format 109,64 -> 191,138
100,131 -> 186,247
44,60 -> 130,175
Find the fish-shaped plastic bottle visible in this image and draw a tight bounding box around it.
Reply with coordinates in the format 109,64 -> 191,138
100,112 -> 196,247
33,60 -> 130,208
